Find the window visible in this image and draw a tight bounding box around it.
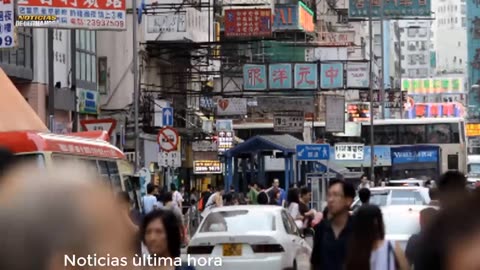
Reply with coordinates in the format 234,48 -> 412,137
200,210 -> 275,233
418,54 -> 427,65
0,27 -> 33,70
374,125 -> 398,145
427,123 -> 459,143
407,28 -> 417,37
462,17 -> 467,27
461,4 -> 466,14
76,30 -> 97,89
408,55 -> 417,65
400,125 -> 426,144
408,69 -> 417,77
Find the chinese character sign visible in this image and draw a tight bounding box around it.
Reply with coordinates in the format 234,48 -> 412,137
17,0 -> 126,30
401,78 -> 465,94
224,9 -> 272,37
243,64 -> 267,90
0,0 -> 15,48
320,63 -> 344,89
294,63 -> 318,89
274,5 -> 299,30
269,64 -> 293,89
349,0 -> 431,18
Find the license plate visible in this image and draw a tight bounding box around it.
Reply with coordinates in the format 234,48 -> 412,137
223,244 -> 242,256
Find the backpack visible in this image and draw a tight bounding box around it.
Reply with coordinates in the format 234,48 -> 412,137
197,196 -> 205,212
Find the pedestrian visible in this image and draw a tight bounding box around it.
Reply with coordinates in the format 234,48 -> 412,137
414,190 -> 480,270
143,183 -> 160,215
435,171 -> 467,208
299,187 -> 316,228
189,187 -> 198,204
247,182 -> 259,204
0,162 -> 137,270
269,187 -> 281,205
202,185 -> 224,217
310,179 -> 356,270
163,192 -> 187,247
257,190 -> 270,205
267,178 -> 286,206
428,188 -> 440,206
141,210 -> 196,270
198,184 -> 213,211
405,207 -> 437,267
155,185 -> 165,207
171,183 -> 184,210
358,187 -> 371,205
287,188 -> 304,228
358,175 -> 372,189
224,185 -> 236,205
345,204 -> 409,270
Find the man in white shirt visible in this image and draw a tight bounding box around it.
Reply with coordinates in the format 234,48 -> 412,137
171,183 -> 184,210
142,183 -> 159,214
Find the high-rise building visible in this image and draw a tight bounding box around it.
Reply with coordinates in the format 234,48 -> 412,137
398,20 -> 432,79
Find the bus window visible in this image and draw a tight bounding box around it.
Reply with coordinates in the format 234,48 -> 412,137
15,153 -> 45,167
427,124 -> 455,143
400,125 -> 426,144
106,161 -> 122,192
97,160 -> 111,186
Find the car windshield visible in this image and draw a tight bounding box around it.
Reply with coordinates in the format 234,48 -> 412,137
200,210 -> 275,233
468,164 -> 480,176
391,190 -> 426,205
384,213 -> 420,235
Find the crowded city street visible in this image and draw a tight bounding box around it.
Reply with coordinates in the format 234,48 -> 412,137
2,0 -> 480,269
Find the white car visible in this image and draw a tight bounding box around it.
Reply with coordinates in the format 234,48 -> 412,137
185,205 -> 311,270
352,187 -> 430,211
382,205 -> 435,250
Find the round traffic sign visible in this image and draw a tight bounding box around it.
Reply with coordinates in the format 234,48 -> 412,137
157,127 -> 179,152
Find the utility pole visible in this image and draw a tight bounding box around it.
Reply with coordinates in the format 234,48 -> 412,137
47,28 -> 55,130
71,29 -> 78,131
380,0 -> 385,119
133,0 -> 140,170
368,0 -> 375,183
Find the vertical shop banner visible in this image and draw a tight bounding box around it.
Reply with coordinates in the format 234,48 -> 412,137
320,63 -> 344,89
346,62 -> 369,88
269,64 -> 293,89
294,63 -> 318,89
224,8 -> 272,37
349,0 -> 431,18
17,0 -> 127,30
0,0 -> 14,48
216,120 -> 234,154
243,64 -> 267,90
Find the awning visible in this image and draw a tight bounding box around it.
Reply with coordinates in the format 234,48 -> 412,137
0,68 -> 47,132
225,134 -> 304,157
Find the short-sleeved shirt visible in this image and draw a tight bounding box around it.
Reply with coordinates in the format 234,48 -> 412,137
173,191 -> 184,208
310,216 -> 353,270
142,195 -> 158,214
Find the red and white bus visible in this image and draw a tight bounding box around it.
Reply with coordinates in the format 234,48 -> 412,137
0,130 -> 133,192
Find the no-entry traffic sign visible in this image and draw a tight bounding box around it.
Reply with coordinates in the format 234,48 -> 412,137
157,127 -> 179,152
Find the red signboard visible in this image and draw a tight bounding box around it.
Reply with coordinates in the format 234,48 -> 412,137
17,0 -> 126,30
224,9 -> 272,37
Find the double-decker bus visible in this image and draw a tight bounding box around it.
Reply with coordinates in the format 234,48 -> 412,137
234,117 -> 466,174
0,130 -> 133,192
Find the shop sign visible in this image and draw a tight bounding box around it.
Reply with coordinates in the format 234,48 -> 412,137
402,78 -> 464,94
224,8 -> 272,37
320,63 -> 344,89
391,146 -> 439,164
298,2 -> 314,32
193,160 -> 223,174
334,144 -> 364,160
0,0 -> 15,48
318,31 -> 355,47
17,0 -> 127,30
467,123 -> 480,137
349,0 -> 431,18
77,88 -> 99,115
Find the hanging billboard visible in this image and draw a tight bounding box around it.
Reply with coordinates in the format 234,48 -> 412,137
346,62 -> 369,88
224,8 -> 272,37
349,0 -> 431,18
0,0 -> 15,48
17,0 -> 127,30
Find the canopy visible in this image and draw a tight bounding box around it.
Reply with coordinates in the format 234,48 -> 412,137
0,68 -> 47,132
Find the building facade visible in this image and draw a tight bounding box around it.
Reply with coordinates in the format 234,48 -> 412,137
398,20 -> 432,79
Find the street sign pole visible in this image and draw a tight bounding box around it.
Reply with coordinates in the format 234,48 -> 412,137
133,0 -> 140,171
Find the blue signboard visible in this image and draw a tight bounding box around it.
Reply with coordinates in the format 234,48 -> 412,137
295,63 -> 318,89
320,63 -> 344,89
296,144 -> 330,161
269,64 -> 293,89
467,1 -> 480,118
349,0 -> 431,18
274,5 -> 299,30
243,64 -> 267,90
162,107 -> 173,127
391,146 -> 439,164
77,88 -> 99,115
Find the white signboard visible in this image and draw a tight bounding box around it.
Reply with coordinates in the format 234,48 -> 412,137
310,47 -> 348,61
318,31 -> 355,46
334,144 -> 364,160
347,63 -> 370,88
192,140 -> 218,152
0,0 -> 14,49
158,151 -> 181,168
144,8 -> 210,42
216,98 -> 247,116
274,111 -> 304,133
325,95 -> 345,132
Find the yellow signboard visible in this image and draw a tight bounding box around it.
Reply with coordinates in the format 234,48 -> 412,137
193,160 -> 222,174
466,123 -> 480,137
